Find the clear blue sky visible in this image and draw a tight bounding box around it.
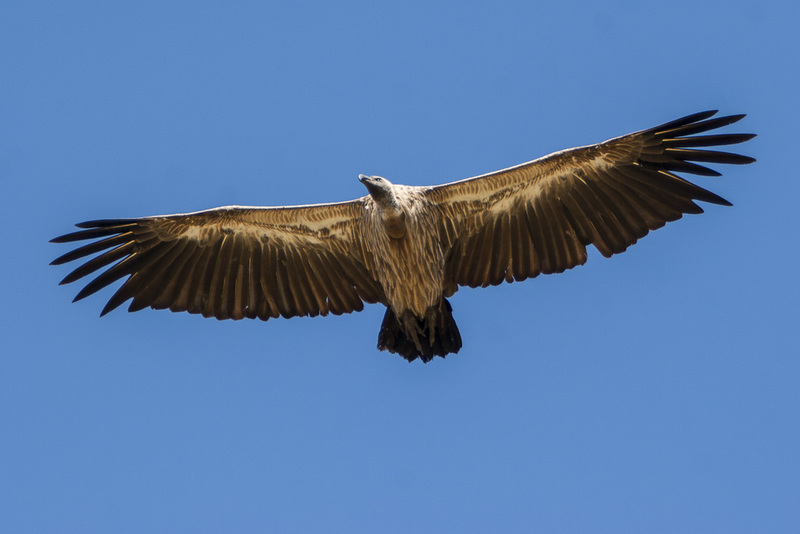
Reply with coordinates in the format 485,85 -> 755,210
2,1 -> 798,532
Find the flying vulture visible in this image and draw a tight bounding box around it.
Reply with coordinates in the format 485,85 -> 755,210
52,110 -> 755,362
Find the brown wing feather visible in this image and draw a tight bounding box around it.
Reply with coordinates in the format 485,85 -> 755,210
51,202 -> 385,320
428,111 -> 755,293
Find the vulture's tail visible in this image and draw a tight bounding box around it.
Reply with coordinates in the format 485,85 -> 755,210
377,299 -> 462,363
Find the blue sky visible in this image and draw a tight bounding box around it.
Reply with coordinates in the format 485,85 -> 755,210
2,1 -> 798,532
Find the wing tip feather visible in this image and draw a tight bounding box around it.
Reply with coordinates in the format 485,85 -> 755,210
75,218 -> 138,229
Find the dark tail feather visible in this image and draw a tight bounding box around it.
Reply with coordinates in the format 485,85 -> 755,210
377,299 -> 462,363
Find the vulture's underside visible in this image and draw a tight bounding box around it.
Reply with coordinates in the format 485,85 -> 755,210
52,110 -> 755,362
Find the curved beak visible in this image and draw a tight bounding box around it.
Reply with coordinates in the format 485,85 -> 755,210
358,174 -> 370,184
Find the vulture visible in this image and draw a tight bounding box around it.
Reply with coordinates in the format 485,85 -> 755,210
52,110 -> 755,362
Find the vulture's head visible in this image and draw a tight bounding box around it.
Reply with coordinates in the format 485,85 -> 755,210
358,174 -> 396,208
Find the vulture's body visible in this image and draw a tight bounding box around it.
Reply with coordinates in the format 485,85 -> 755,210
52,111 -> 755,362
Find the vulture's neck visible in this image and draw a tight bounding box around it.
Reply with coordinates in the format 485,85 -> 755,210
381,203 -> 406,239
373,191 -> 406,240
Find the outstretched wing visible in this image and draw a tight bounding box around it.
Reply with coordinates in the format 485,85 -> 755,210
51,200 -> 385,320
426,111 -> 755,292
